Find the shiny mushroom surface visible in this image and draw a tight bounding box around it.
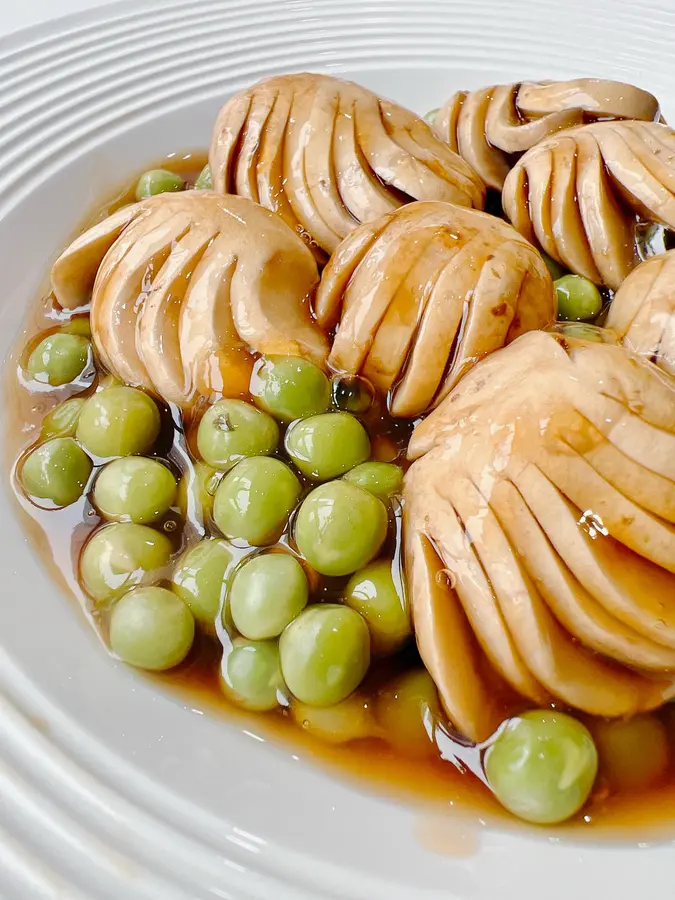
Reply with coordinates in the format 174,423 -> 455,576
404,328 -> 675,741
51,191 -> 328,407
502,120 -> 675,291
315,200 -> 556,418
606,250 -> 675,375
209,73 -> 485,261
434,78 -> 660,191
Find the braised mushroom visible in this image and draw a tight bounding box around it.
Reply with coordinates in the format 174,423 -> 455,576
434,78 -> 660,191
606,250 -> 675,374
405,328 -> 675,741
502,120 -> 675,291
209,73 -> 485,261
315,200 -> 556,417
51,192 -> 328,407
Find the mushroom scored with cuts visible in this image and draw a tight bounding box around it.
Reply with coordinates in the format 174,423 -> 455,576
208,73 -> 485,261
404,328 -> 675,742
315,200 -> 556,418
433,78 -> 660,191
50,191 -> 328,407
606,250 -> 675,374
502,120 -> 675,290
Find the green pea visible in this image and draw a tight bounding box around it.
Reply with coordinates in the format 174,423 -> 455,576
197,399 -> 279,470
109,586 -> 194,671
280,604 -> 370,707
331,374 -> 374,414
541,252 -> 567,281
295,481 -> 388,577
135,168 -> 184,200
375,668 -> 441,757
344,559 -> 410,656
285,412 -> 370,481
79,522 -> 173,605
593,714 -> 670,792
20,437 -> 92,507
229,553 -> 308,640
291,694 -> 376,744
485,710 -> 598,825
554,274 -> 603,322
61,316 -> 92,338
213,456 -> 301,546
194,164 -> 213,190
93,457 -> 176,524
76,386 -> 161,458
177,461 -> 220,523
220,638 -> 285,711
250,356 -> 331,422
423,108 -> 439,125
343,461 -> 403,501
26,333 -> 90,386
171,538 -> 234,628
40,397 -> 86,439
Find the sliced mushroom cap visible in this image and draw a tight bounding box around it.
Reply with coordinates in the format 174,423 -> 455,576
607,250 -> 675,375
51,191 -> 327,406
503,121 -> 675,290
315,200 -> 556,418
209,73 -> 485,260
404,329 -> 675,739
433,78 -> 660,191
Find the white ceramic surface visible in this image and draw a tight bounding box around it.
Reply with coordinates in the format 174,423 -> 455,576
2,1 -> 675,897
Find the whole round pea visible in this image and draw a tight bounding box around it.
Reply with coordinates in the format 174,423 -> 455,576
554,274 -> 603,322
194,164 -> 213,190
109,586 -> 194,671
593,714 -> 670,792
221,638 -> 285,711
40,397 -> 86,440
285,413 -> 370,481
79,522 -> 173,605
197,399 -> 279,470
250,356 -> 331,422
331,374 -> 374,414
375,668 -> 441,757
485,710 -> 598,825
213,456 -> 301,546
135,168 -> 184,200
76,386 -> 160,458
171,538 -> 233,628
177,462 -> 220,523
230,553 -> 308,640
279,604 -> 370,707
20,437 -> 92,506
344,559 -> 410,656
291,694 -> 376,744
93,457 -> 176,524
295,481 -> 388,577
26,333 -> 90,386
343,461 -> 403,501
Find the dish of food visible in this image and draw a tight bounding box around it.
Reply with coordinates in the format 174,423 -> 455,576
5,1 -> 675,897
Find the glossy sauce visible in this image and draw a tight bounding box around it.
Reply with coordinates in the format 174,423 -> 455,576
6,152 -> 675,843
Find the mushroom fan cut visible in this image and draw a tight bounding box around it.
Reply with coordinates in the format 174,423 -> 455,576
51,192 -> 328,407
315,201 -> 556,418
209,73 -> 485,260
434,78 -> 660,191
503,120 -> 675,291
606,250 -> 675,375
404,329 -> 675,743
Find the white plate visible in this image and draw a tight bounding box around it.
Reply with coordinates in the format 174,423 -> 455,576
2,1 -> 675,897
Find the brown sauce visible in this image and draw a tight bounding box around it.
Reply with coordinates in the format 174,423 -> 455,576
6,152 -> 675,843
